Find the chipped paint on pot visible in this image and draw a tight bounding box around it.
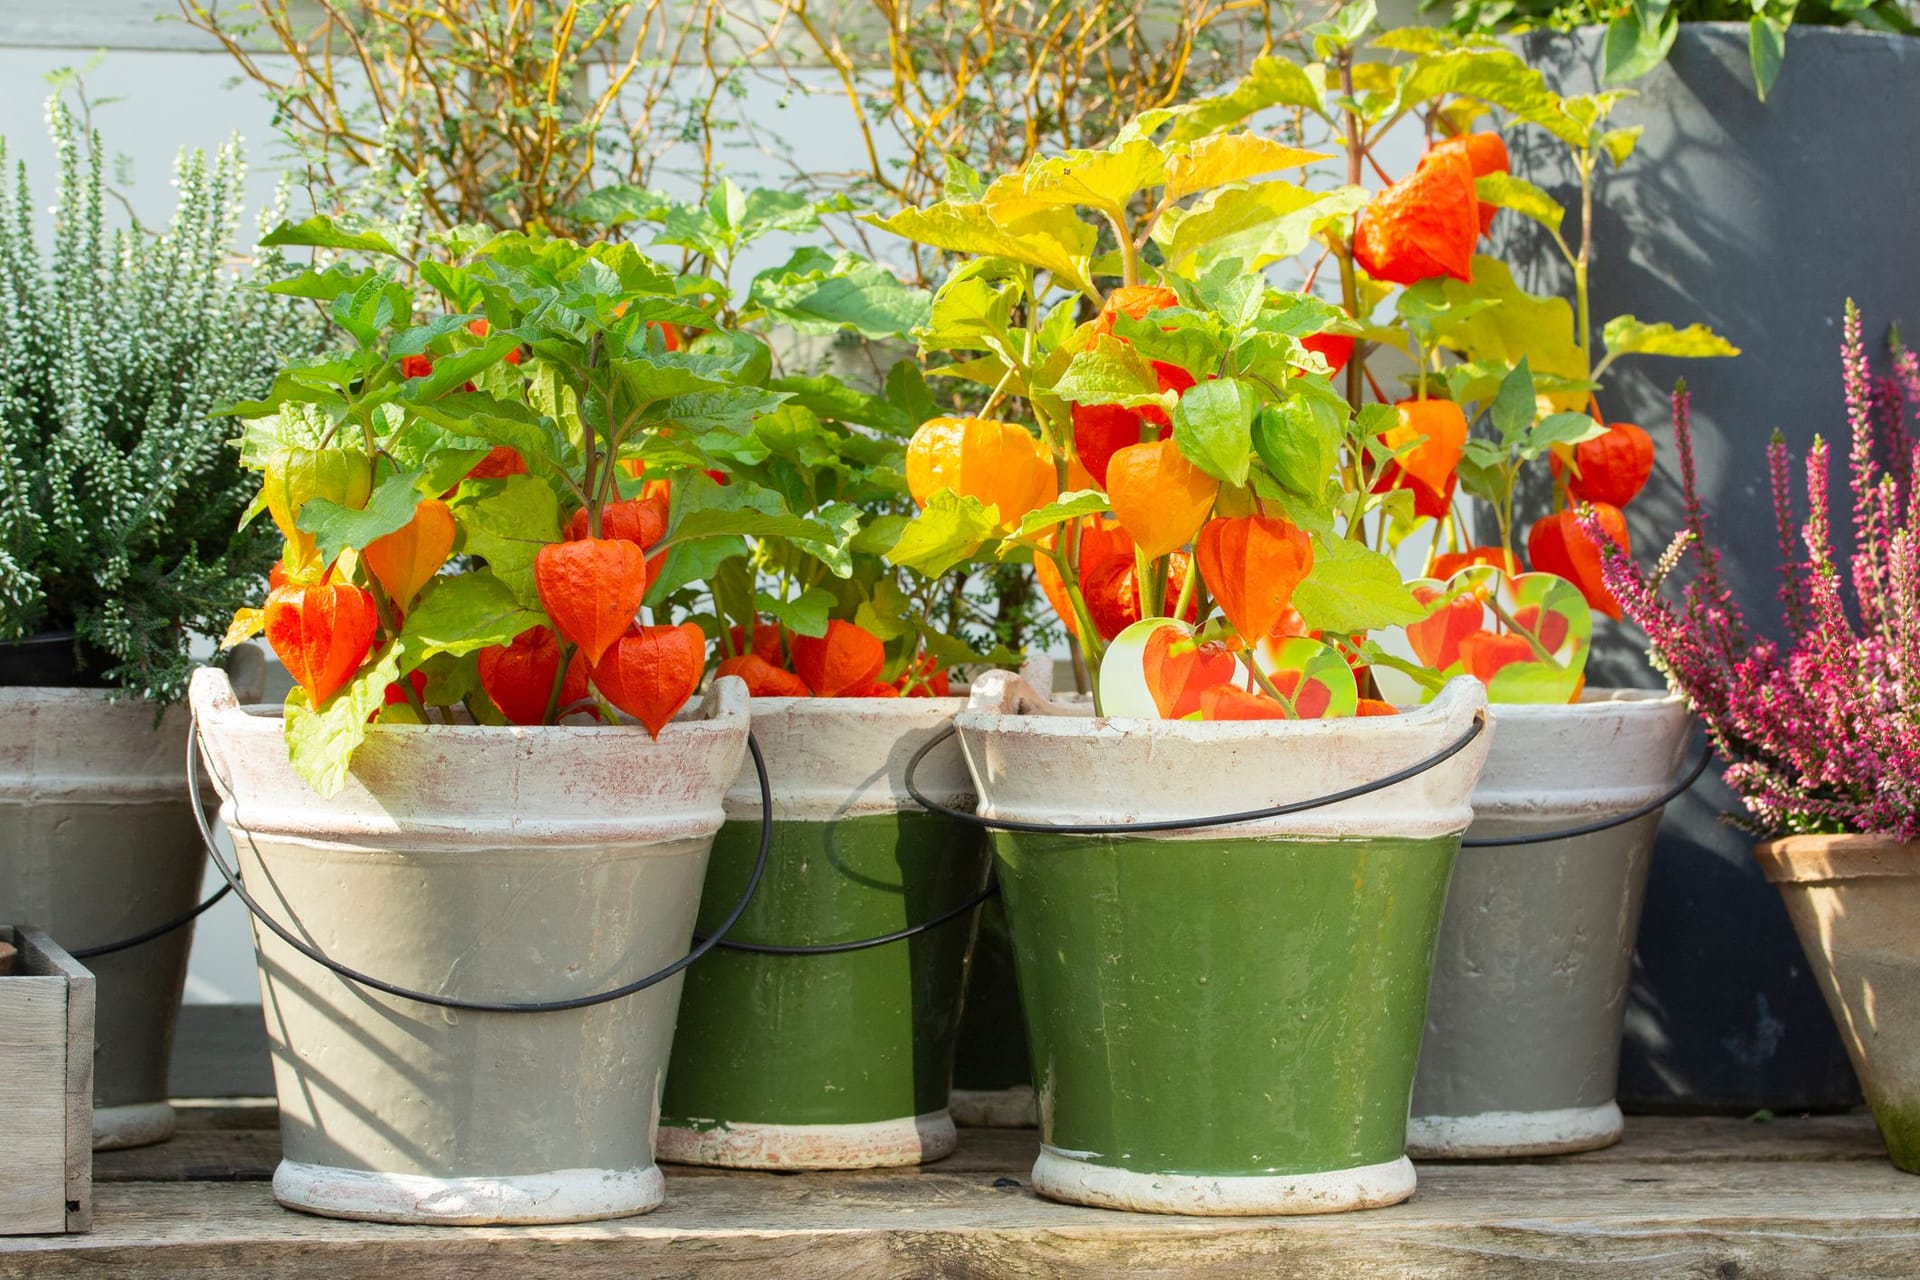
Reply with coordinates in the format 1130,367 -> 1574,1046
189,668 -> 750,1226
1410,690 -> 1693,1159
0,687 -> 206,1151
1756,836 -> 1920,1174
954,673 -> 1489,1216
659,696 -> 990,1170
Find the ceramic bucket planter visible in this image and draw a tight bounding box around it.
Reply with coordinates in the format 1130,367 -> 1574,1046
188,668 -> 750,1225
953,672 -> 1490,1215
657,696 -> 992,1169
1408,691 -> 1693,1158
0,687 -> 207,1151
1755,836 -> 1920,1173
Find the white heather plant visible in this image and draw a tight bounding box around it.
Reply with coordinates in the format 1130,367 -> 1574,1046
0,97 -> 326,702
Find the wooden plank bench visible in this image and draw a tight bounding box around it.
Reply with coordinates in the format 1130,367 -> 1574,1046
2,1105 -> 1917,1277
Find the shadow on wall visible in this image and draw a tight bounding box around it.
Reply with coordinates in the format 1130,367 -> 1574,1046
1497,24 -> 1920,1110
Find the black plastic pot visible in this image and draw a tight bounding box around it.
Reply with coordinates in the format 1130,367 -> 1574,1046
1501,24 -> 1920,1111
0,632 -> 109,689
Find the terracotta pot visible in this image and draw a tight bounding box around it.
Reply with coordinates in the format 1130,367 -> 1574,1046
1755,835 -> 1920,1173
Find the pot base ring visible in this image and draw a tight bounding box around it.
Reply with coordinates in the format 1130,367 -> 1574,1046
272,1159 -> 665,1225
950,1086 -> 1038,1129
92,1102 -> 177,1151
657,1110 -> 956,1170
1030,1148 -> 1417,1216
1406,1101 -> 1623,1159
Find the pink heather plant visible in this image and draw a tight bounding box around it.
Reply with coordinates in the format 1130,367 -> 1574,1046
1590,302 -> 1920,841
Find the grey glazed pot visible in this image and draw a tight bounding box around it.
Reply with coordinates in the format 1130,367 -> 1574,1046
190,668 -> 750,1225
0,687 -> 205,1151
1410,691 -> 1692,1157
1502,23 -> 1918,1111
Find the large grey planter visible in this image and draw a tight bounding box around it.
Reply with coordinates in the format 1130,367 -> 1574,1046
1501,23 -> 1920,1111
189,668 -> 751,1225
0,688 -> 205,1151
1410,691 -> 1691,1157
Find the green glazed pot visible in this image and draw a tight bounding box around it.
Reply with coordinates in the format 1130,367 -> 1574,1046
657,697 -> 991,1169
954,673 -> 1490,1215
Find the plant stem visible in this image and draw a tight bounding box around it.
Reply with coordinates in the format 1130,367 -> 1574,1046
543,640 -> 576,724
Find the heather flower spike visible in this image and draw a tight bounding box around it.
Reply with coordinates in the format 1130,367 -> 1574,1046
1598,308 -> 1920,840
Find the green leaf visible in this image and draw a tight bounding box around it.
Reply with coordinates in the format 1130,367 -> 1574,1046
402,335 -> 520,400
450,474 -> 562,608
887,491 -> 999,577
1600,315 -> 1742,361
400,571 -> 540,662
565,184 -> 669,228
282,644 -> 404,799
1172,378 -> 1260,486
1525,412 -> 1611,458
261,215 -> 407,259
1050,336 -> 1165,408
1013,490 -> 1112,540
646,535 -> 744,604
1489,359 -> 1537,447
668,506 -> 839,547
747,248 -> 932,340
1602,6 -> 1678,85
920,271 -> 1021,353
754,587 -> 835,639
1474,173 -> 1564,235
1292,535 -> 1426,634
1254,397 -> 1344,499
296,469 -> 426,565
770,374 -> 914,436
851,513 -> 911,556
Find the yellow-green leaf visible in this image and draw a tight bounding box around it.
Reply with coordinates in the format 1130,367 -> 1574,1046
1427,257 -> 1586,394
1022,138 -> 1168,215
863,200 -> 1097,298
887,491 -> 1000,578
1475,173 -> 1564,235
1599,125 -> 1643,168
1153,182 -> 1365,276
1601,315 -> 1741,361
1165,134 -> 1328,203
1161,56 -> 1327,144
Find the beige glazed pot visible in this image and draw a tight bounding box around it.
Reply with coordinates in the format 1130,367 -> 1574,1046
1755,834 -> 1920,1173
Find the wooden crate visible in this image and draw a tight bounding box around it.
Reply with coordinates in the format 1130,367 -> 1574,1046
0,926 -> 93,1234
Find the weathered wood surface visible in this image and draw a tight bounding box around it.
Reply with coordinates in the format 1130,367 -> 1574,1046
0,927 -> 93,1236
13,1110 -> 1920,1277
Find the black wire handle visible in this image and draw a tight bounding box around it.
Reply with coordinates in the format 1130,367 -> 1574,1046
902,711 -> 1489,836
1460,742 -> 1713,848
702,878 -> 1001,956
186,717 -> 773,1014
70,883 -> 233,961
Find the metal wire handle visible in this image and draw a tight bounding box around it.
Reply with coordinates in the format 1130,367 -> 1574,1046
901,712 -> 1489,836
1459,743 -> 1713,848
186,717 -> 772,1014
700,877 -> 1000,956
70,884 -> 232,961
